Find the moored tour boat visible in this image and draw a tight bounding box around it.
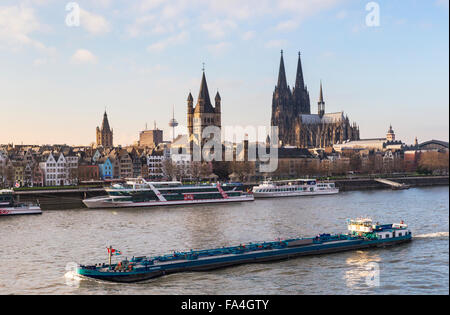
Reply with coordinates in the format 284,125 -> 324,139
75,218 -> 412,283
82,178 -> 254,209
252,178 -> 338,198
0,189 -> 42,216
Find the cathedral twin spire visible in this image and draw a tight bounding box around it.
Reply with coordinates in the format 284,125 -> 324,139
277,50 -> 289,90
295,52 -> 306,91
275,50 -> 312,115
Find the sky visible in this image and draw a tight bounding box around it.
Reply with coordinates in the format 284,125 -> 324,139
0,0 -> 448,146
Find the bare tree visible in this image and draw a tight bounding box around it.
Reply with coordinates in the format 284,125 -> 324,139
190,161 -> 201,183
162,159 -> 176,181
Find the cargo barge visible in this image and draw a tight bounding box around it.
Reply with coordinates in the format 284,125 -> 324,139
76,218 -> 412,283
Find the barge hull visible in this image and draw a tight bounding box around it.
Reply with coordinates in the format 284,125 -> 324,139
78,236 -> 411,283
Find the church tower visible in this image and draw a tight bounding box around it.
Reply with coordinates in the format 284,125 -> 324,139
189,70 -> 222,147
96,111 -> 113,148
271,50 -> 294,146
292,52 -> 311,115
386,124 -> 395,142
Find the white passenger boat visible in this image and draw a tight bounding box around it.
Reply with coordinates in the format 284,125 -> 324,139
83,178 -> 254,209
0,189 -> 42,216
252,179 -> 339,198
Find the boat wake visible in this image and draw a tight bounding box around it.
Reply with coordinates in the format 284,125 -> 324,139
64,271 -> 83,287
415,232 -> 449,239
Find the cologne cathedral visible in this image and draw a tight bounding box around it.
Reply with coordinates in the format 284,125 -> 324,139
271,51 -> 360,148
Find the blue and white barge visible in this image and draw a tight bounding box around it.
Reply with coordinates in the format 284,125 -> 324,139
76,218 -> 412,283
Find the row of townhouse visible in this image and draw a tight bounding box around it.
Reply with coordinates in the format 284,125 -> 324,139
97,146 -> 171,181
1,143 -> 208,187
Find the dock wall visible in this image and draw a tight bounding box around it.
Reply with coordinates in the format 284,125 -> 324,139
13,176 -> 449,210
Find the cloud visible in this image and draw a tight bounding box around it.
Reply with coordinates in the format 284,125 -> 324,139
336,10 -> 348,20
70,49 -> 98,64
80,8 -> 111,35
91,0 -> 114,8
242,30 -> 255,41
147,31 -> 189,52
0,4 -> 54,55
207,42 -> 231,55
33,58 -> 48,66
126,15 -> 156,37
275,20 -> 299,31
202,20 -> 237,39
435,0 -> 449,9
265,39 -> 287,49
206,0 -> 272,20
139,0 -> 166,11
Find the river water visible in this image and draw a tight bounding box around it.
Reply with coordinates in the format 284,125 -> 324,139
0,186 -> 448,295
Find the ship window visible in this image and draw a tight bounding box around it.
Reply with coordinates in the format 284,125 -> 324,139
379,235 -> 382,239
399,233 -> 402,236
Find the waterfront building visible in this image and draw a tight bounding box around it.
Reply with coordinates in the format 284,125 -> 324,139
96,111 -> 114,148
270,147 -> 318,179
39,153 -> 57,186
139,124 -> 163,148
78,164 -> 100,182
55,153 -> 69,186
333,125 -> 404,153
32,163 -> 44,187
117,149 -> 133,179
24,163 -> 33,187
147,151 -> 165,180
92,149 -> 103,164
98,157 -> 114,180
38,152 -> 71,186
12,162 -> 24,187
271,51 -> 360,148
66,154 -> 79,185
131,153 -> 147,178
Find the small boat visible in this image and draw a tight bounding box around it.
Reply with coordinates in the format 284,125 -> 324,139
75,218 -> 412,283
0,189 -> 42,216
83,178 -> 254,209
252,178 -> 338,198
